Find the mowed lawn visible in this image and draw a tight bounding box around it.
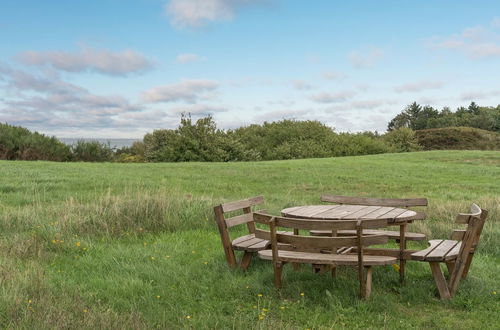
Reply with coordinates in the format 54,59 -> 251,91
0,150 -> 499,329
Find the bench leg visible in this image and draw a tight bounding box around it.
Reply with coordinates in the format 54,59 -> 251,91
274,262 -> 283,288
399,224 -> 407,283
240,251 -> 253,271
331,266 -> 337,278
363,266 -> 373,299
429,262 -> 451,299
445,261 -> 455,279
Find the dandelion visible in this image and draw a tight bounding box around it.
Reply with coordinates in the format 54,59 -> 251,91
257,293 -> 263,297
258,315 -> 265,320
51,240 -> 57,244
76,242 -> 81,247
300,292 -> 305,296
280,306 -> 285,310
27,299 -> 32,304
493,291 -> 497,295
83,309 -> 88,313
203,261 -> 208,265
392,264 -> 400,272
156,295 -> 161,299
186,315 -> 192,319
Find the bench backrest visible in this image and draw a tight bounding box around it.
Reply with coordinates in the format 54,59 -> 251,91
213,196 -> 266,268
321,194 -> 428,207
214,195 -> 265,234
253,212 -> 389,252
449,203 -> 488,295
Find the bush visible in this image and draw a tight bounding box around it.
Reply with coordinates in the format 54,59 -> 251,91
415,127 -> 500,150
71,140 -> 114,162
0,123 -> 72,161
383,128 -> 422,152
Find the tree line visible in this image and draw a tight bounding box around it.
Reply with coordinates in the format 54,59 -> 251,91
1,101 -> 498,162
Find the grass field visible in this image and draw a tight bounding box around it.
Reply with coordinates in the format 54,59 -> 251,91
0,150 -> 499,329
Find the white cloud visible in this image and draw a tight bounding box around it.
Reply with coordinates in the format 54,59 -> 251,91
169,104 -> 228,115
0,66 -> 146,133
460,89 -> 500,101
291,80 -> 312,90
141,79 -> 218,103
17,47 -> 153,76
309,90 -> 356,103
322,71 -> 346,80
176,53 -> 205,63
348,47 -> 384,68
429,19 -> 500,59
166,0 -> 268,29
394,80 -> 444,93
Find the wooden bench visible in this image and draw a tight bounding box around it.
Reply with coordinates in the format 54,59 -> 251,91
411,204 -> 488,299
214,196 -> 281,270
254,213 -> 397,299
315,194 -> 428,282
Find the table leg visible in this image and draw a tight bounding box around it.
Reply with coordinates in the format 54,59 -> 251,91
399,223 -> 407,283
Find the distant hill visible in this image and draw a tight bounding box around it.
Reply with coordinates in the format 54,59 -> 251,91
415,127 -> 500,150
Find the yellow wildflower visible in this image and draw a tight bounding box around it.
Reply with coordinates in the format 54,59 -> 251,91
150,256 -> 155,260
76,242 -> 81,247
262,308 -> 268,312
280,306 -> 285,310
156,295 -> 161,299
300,292 -> 305,296
257,293 -> 263,297
186,315 -> 192,319
392,264 -> 400,272
83,309 -> 88,313
258,315 -> 265,320
493,291 -> 497,295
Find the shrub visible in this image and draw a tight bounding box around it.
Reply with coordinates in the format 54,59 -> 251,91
383,128 -> 422,152
415,127 -> 500,150
71,140 -> 114,162
0,123 -> 72,161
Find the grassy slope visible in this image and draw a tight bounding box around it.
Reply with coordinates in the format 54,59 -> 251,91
0,150 -> 499,329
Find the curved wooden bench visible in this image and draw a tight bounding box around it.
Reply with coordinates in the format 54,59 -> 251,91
254,212 -> 397,299
410,204 -> 488,299
311,229 -> 426,241
411,240 -> 461,261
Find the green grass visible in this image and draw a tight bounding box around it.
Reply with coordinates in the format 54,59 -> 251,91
0,150 -> 499,329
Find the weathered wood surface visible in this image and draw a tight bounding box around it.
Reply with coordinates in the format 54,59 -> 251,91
281,205 -> 418,222
257,250 -> 396,266
310,229 -> 426,241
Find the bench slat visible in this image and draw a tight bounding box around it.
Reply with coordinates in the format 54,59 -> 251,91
425,240 -> 460,261
258,250 -> 397,265
310,229 -> 426,241
411,240 -> 443,261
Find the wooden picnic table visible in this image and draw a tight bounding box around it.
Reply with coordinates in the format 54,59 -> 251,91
281,204 -> 424,281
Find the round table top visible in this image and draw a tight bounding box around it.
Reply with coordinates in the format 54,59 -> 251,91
281,204 -> 418,223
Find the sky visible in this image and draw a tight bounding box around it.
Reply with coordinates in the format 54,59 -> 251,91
1,0 -> 500,138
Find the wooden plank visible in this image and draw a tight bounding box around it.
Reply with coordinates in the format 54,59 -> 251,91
258,250 -> 397,265
346,206 -> 383,219
376,208 -> 407,222
359,206 -> 394,219
221,195 -> 264,213
275,233 -> 388,249
425,240 -> 460,262
313,205 -> 366,219
225,213 -> 253,228
284,205 -> 338,217
362,248 -> 418,260
275,216 -> 387,231
335,229 -> 426,241
320,195 -> 428,207
393,210 -> 418,222
411,240 -> 443,261
443,242 -> 462,261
